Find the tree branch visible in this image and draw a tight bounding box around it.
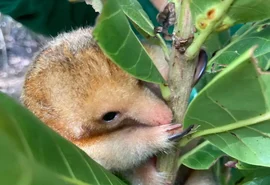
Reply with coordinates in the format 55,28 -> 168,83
156,0 -> 199,183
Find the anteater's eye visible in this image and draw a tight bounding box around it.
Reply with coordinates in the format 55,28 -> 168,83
102,111 -> 119,122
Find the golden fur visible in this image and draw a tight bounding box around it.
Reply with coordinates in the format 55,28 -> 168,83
21,28 -> 181,185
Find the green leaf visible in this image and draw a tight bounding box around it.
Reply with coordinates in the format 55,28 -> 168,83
228,162 -> 270,185
240,170 -> 270,185
118,0 -> 169,60
195,73 -> 217,92
180,140 -> 224,170
203,30 -> 231,58
190,0 -> 270,30
93,0 -> 165,84
123,3 -> 169,60
183,48 -> 270,167
207,20 -> 270,73
241,176 -> 270,185
118,0 -> 155,37
0,93 -> 126,185
236,161 -> 265,171
222,1 -> 270,27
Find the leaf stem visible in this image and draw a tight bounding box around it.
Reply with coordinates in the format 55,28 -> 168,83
179,112 -> 270,147
185,0 -> 235,60
206,21 -> 260,70
178,140 -> 211,167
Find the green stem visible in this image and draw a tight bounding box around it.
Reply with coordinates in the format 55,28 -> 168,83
159,84 -> 171,101
179,112 -> 270,147
185,0 -> 235,60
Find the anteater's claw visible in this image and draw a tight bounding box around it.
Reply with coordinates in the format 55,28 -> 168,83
168,124 -> 194,141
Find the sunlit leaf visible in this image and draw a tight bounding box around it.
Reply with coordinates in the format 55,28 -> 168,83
0,93 -> 126,185
118,0 -> 155,36
93,0 -> 165,84
207,20 -> 270,72
184,48 -> 270,167
118,0 -> 169,59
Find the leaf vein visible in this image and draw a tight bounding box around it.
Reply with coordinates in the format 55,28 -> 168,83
228,132 -> 259,158
98,10 -> 121,25
73,146 -> 101,185
126,46 -> 142,70
110,29 -> 131,56
186,115 -> 215,128
211,134 -> 236,156
206,91 -> 238,122
55,143 -> 76,179
246,126 -> 270,138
